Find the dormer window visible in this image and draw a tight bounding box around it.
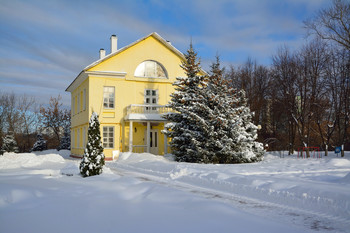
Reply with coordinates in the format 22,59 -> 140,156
134,60 -> 167,78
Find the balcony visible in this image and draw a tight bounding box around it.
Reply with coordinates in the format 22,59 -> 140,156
125,104 -> 174,121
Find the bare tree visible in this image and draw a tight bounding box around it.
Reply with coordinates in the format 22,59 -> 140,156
1,93 -> 21,134
292,39 -> 329,157
17,95 -> 39,152
225,59 -> 272,141
271,46 -> 299,154
40,95 -> 70,148
304,0 -> 350,50
0,93 -> 40,152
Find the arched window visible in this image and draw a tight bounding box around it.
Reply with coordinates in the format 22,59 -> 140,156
134,60 -> 168,78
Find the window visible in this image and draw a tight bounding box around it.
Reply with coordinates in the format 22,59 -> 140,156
72,97 -> 75,115
74,129 -> 77,148
77,128 -> 80,148
72,129 -> 75,148
103,126 -> 114,149
74,96 -> 77,114
83,89 -> 86,111
144,89 -> 158,111
83,127 -> 86,148
103,87 -> 115,109
134,60 -> 167,78
80,91 -> 83,112
77,94 -> 80,113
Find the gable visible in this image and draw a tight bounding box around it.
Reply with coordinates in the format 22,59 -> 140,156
66,32 -> 207,93
87,35 -> 186,81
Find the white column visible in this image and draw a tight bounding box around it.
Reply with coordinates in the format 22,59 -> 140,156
146,122 -> 150,153
129,121 -> 133,152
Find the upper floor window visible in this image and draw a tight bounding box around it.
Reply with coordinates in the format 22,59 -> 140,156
134,60 -> 167,78
103,86 -> 115,109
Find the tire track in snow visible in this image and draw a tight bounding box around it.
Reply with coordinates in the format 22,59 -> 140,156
108,164 -> 350,233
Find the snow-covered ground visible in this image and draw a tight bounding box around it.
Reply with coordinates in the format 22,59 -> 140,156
0,150 -> 349,233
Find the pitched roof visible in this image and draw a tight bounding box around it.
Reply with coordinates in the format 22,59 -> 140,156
66,32 -> 207,92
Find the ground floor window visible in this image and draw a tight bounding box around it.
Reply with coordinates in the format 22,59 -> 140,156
103,126 -> 114,149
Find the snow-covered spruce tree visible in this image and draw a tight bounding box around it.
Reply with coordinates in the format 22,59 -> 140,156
80,112 -> 105,177
231,90 -> 264,162
204,56 -> 242,163
0,132 -> 19,155
202,56 -> 264,163
31,133 -> 47,152
163,43 -> 211,163
57,129 -> 70,151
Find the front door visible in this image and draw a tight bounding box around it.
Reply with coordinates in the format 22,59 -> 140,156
149,130 -> 158,155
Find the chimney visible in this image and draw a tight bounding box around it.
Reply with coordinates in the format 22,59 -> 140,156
99,48 -> 106,59
110,35 -> 117,54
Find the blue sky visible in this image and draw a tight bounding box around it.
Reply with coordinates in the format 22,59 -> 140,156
0,0 -> 331,107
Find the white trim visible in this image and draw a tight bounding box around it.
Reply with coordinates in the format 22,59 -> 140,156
65,71 -> 126,93
85,70 -> 127,77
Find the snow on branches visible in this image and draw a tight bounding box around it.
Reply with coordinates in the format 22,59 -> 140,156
80,112 -> 105,177
163,48 -> 264,164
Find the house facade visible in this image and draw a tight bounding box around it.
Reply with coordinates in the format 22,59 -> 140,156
66,32 -> 187,160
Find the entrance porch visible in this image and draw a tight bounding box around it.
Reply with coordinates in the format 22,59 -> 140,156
124,104 -> 172,155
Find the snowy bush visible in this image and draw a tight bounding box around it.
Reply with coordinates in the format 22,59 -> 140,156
0,132 -> 19,155
80,112 -> 105,177
31,134 -> 47,152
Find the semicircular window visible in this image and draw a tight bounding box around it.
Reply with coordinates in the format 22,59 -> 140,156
134,60 -> 168,78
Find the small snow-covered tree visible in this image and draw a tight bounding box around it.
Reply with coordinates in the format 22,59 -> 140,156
0,132 -> 19,155
57,129 -> 70,151
163,43 -> 210,162
80,112 -> 104,177
31,133 -> 47,152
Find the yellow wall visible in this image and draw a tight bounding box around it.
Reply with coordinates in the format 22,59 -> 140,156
70,35 -> 186,159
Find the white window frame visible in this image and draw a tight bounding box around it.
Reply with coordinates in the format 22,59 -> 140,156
103,126 -> 114,149
134,60 -> 168,78
144,89 -> 158,111
103,86 -> 115,109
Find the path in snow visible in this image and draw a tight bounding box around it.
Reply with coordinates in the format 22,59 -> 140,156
107,152 -> 350,233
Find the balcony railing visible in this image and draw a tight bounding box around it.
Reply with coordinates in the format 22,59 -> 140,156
125,104 -> 174,121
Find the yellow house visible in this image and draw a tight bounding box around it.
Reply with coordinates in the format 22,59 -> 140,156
66,32 -> 188,160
